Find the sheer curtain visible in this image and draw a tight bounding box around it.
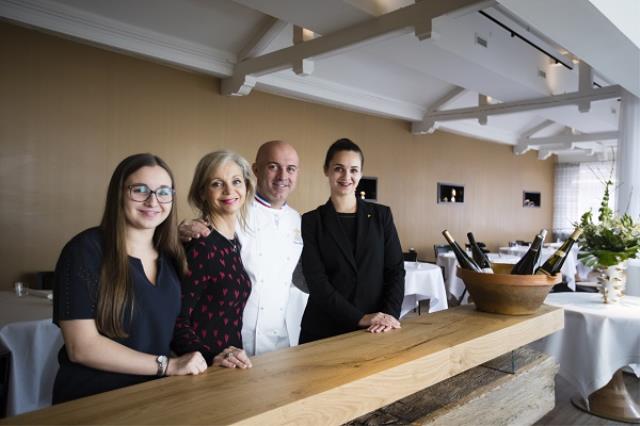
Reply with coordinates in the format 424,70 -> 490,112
553,163 -> 579,238
553,161 -> 616,239
577,161 -> 616,218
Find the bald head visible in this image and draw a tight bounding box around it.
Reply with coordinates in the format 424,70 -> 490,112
253,140 -> 300,208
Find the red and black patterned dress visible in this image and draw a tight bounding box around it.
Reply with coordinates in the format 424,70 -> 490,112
172,229 -> 251,364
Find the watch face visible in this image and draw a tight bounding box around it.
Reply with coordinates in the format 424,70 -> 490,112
157,355 -> 168,376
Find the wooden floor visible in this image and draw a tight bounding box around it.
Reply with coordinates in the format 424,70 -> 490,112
536,372 -> 639,426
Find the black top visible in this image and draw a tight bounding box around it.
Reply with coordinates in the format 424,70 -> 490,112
52,227 -> 181,404
336,212 -> 357,254
300,199 -> 405,343
172,229 -> 251,364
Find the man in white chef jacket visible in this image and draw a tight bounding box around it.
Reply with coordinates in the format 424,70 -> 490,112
180,141 -> 307,356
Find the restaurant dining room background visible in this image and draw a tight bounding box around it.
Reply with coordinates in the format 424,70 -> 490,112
0,21 -> 554,290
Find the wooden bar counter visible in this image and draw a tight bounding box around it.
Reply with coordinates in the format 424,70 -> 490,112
2,304 -> 563,425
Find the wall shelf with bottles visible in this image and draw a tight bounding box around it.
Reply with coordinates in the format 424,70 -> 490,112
438,183 -> 464,204
357,177 -> 377,201
523,191 -> 541,208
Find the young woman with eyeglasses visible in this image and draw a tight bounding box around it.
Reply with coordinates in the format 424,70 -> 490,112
171,150 -> 255,369
52,153 -> 207,404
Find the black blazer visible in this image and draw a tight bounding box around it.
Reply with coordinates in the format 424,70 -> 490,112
300,198 -> 405,343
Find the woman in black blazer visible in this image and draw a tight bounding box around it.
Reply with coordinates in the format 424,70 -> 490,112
300,138 -> 405,343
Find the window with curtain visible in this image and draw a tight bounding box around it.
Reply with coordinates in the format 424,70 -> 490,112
553,160 -> 616,239
553,163 -> 579,237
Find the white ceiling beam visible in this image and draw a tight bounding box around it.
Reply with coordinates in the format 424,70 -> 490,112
572,139 -> 618,150
293,25 -> 314,44
237,17 -> 288,61
522,120 -> 555,139
514,140 -> 540,155
478,94 -> 488,125
541,141 -> 574,151
556,149 -> 614,163
412,86 -> 466,134
538,149 -> 554,160
578,61 -> 593,113
540,144 -> 602,161
293,58 -> 314,76
0,0 -> 237,77
423,85 -> 621,123
293,25 -> 314,76
528,132 -> 617,161
429,87 -> 467,111
526,130 -> 618,147
222,0 -> 495,95
515,125 -> 617,156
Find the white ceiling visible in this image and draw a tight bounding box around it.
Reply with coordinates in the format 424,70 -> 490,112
2,0 -> 638,162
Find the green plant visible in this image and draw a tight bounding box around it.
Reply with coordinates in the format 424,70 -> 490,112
577,179 -> 640,267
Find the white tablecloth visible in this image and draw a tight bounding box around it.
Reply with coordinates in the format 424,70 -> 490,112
499,246 -> 578,290
401,262 -> 448,317
0,291 -> 62,417
532,293 -> 640,403
436,252 -> 519,300
626,259 -> 640,297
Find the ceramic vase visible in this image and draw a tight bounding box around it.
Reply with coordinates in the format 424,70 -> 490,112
597,263 -> 626,303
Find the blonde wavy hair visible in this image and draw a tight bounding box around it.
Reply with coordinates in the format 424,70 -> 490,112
188,150 -> 256,230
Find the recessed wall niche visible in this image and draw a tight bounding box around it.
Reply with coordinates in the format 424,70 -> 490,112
356,177 -> 377,201
523,191 -> 541,208
438,183 -> 464,204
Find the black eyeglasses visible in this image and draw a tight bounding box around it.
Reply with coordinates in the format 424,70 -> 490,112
127,184 -> 174,204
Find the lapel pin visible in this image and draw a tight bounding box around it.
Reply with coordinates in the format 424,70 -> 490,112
368,214 -> 371,218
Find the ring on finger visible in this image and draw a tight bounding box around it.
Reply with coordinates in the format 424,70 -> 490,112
225,351 -> 234,359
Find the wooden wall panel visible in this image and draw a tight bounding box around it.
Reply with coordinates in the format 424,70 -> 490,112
0,22 -> 555,289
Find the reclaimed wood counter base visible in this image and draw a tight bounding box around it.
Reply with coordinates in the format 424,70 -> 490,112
347,348 -> 558,425
2,304 -> 563,425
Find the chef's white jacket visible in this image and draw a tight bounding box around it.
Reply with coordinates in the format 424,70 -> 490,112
238,199 -> 308,356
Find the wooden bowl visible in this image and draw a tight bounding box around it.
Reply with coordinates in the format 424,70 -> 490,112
457,267 -> 561,315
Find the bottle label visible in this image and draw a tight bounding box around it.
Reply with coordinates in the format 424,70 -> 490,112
556,250 -> 565,257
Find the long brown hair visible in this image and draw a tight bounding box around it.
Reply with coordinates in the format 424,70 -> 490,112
97,153 -> 186,339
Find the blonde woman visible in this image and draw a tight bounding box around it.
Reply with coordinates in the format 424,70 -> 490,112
52,154 -> 207,404
172,150 -> 256,369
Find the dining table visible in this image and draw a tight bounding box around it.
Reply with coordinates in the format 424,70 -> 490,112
0,291 -> 62,417
532,292 -> 640,423
401,261 -> 448,316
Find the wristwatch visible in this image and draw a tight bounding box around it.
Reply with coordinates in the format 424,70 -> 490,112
156,355 -> 168,377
